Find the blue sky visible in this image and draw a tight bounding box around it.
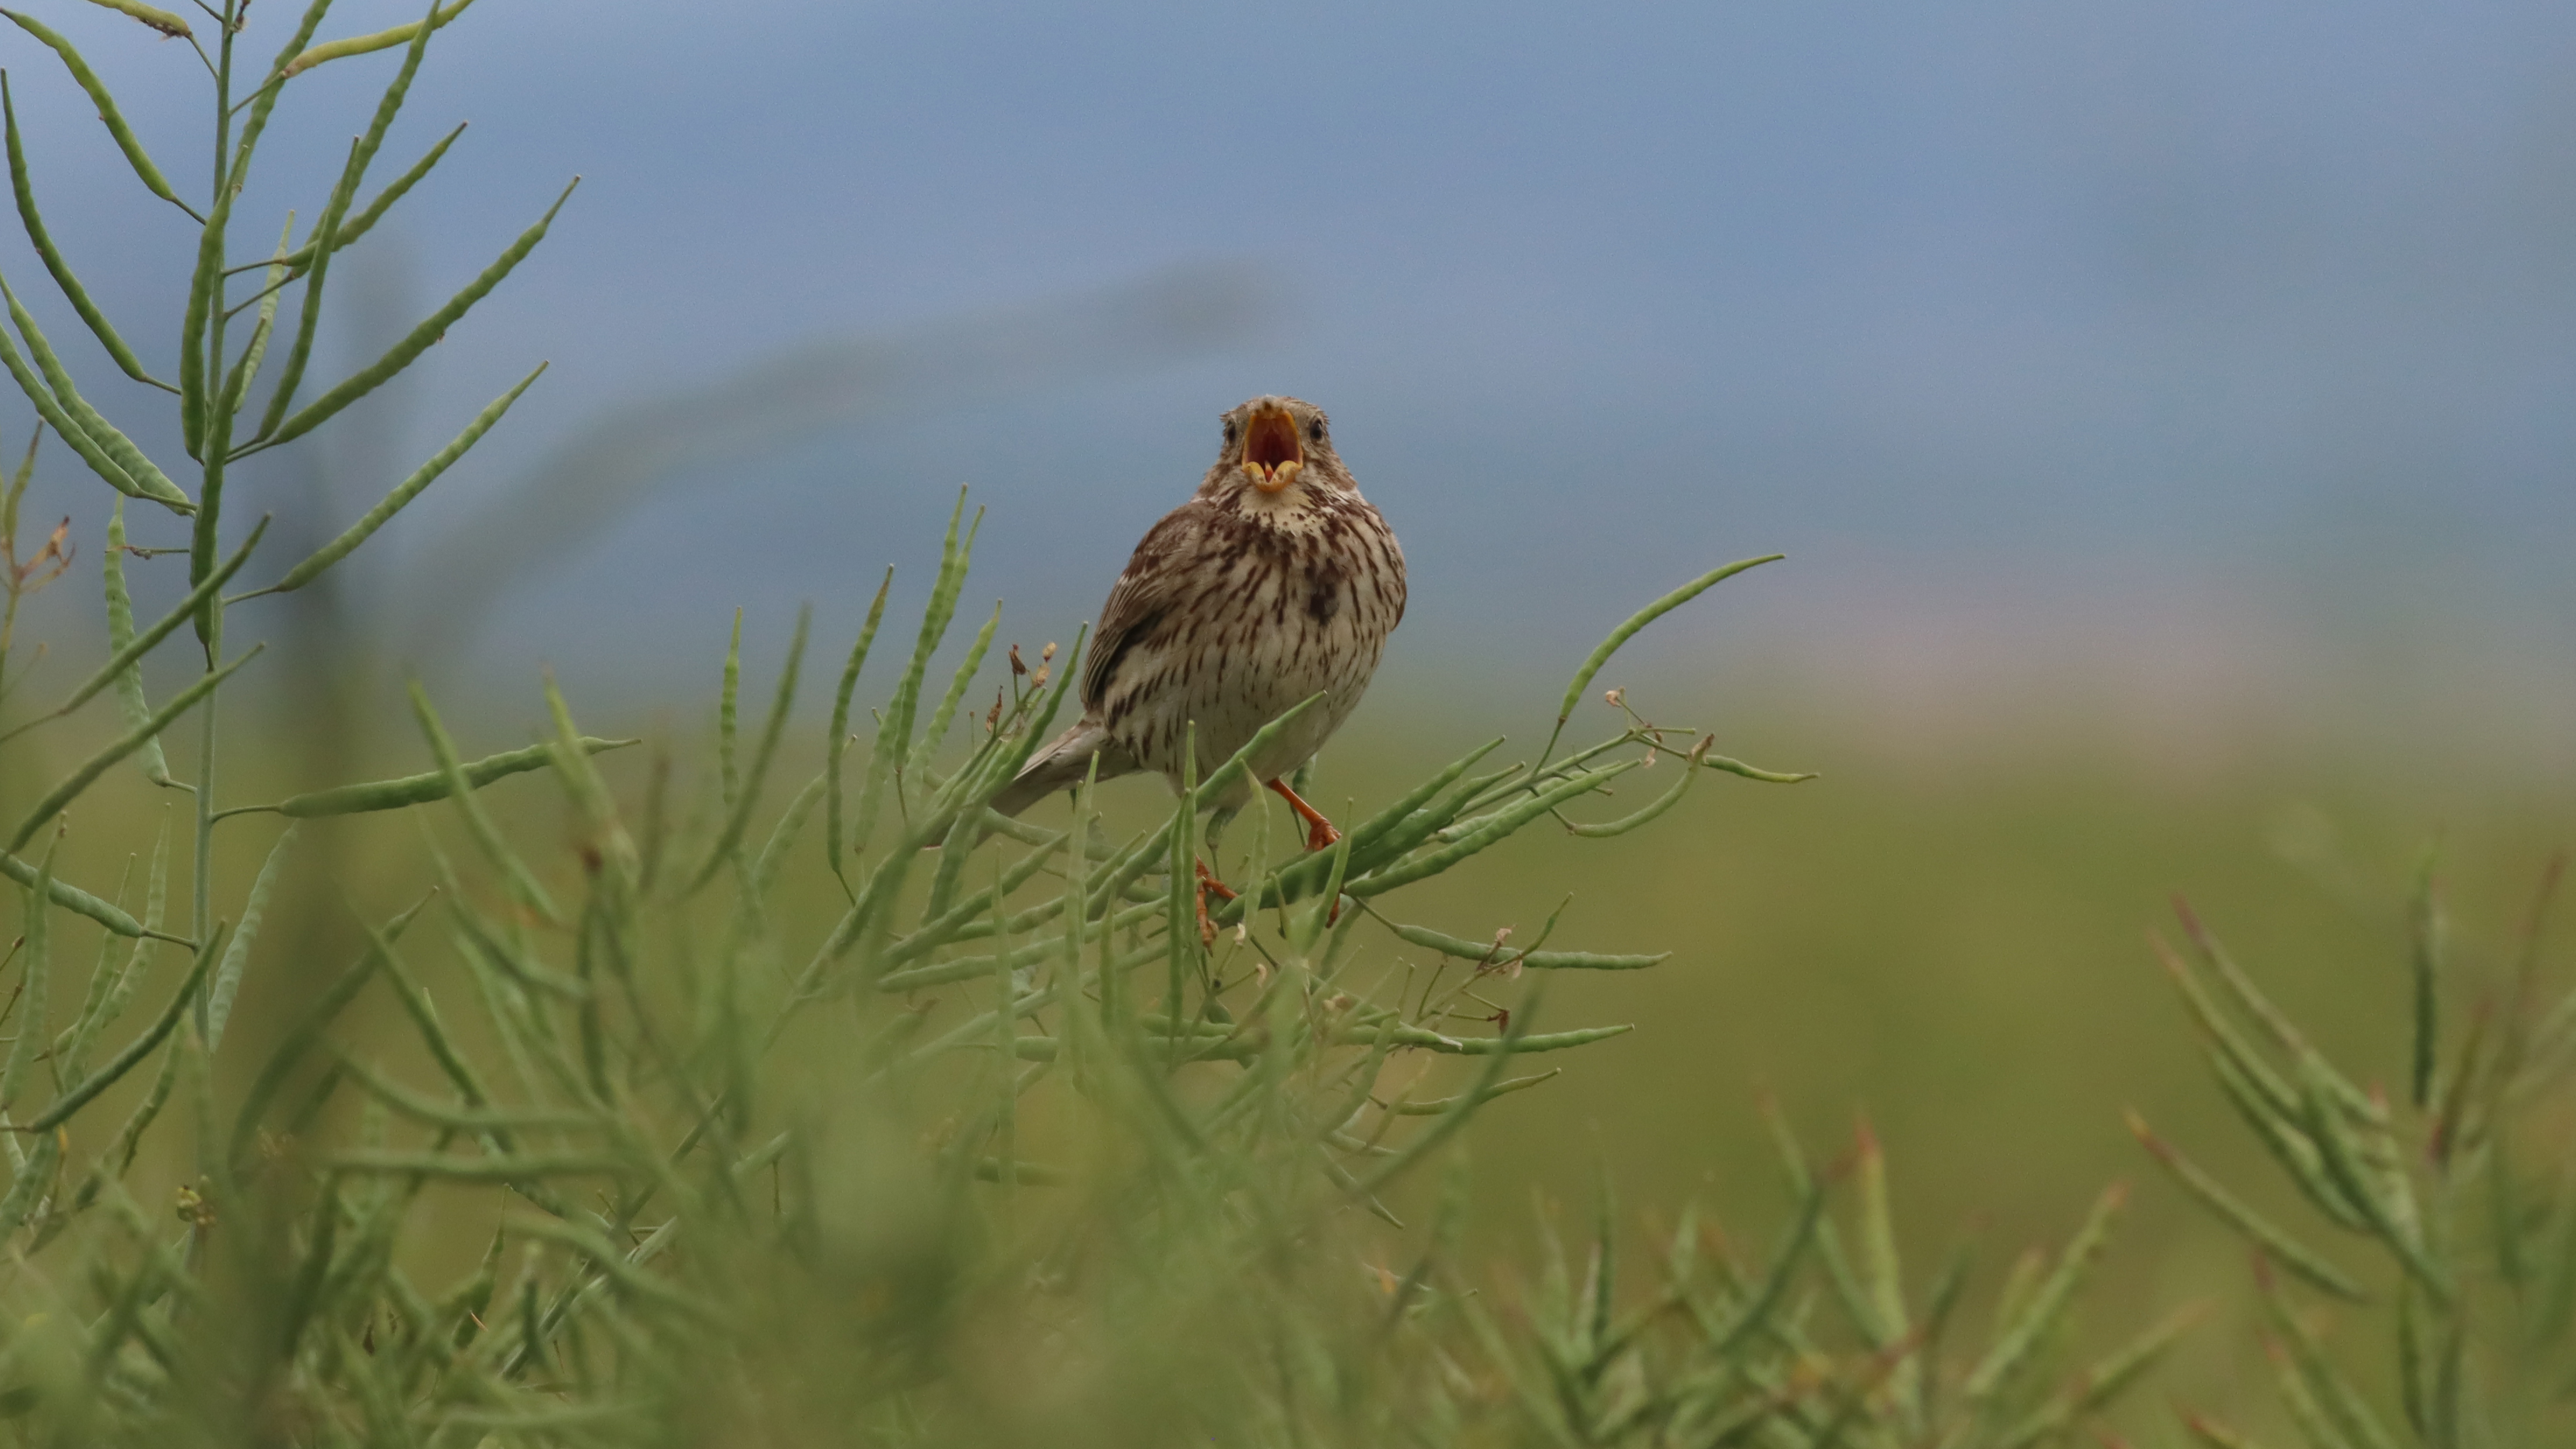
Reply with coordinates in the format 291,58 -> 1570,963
8,0 -> 2575,707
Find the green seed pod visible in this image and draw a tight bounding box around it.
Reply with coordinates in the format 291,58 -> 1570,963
272,737 -> 635,817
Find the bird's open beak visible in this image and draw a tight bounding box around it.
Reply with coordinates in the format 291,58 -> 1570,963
1240,406 -> 1304,492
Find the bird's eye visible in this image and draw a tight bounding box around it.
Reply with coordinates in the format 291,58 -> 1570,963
1222,422 -> 1238,443
1306,421 -> 1324,443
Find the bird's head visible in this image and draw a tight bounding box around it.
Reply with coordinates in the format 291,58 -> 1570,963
1206,396 -> 1354,504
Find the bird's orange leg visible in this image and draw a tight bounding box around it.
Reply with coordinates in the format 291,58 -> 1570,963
1267,778 -> 1342,853
1194,858 -> 1238,946
1266,778 -> 1348,925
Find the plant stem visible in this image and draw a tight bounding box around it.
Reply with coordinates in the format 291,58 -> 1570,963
191,0 -> 240,1030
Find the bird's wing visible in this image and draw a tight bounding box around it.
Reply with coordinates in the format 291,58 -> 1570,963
1080,501 -> 1206,710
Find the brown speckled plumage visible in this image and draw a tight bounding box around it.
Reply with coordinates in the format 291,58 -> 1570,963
994,396 -> 1405,826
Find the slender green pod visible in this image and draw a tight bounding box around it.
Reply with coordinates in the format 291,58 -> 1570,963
2298,1069 -> 2449,1302
1177,691 -> 1326,810
2154,932 -> 2303,1122
0,1132 -> 58,1238
1540,554 -> 1782,767
256,144 -> 368,442
2255,1259 -> 2402,1449
1368,767 -> 1535,867
327,1151 -> 629,1183
256,177 -> 577,452
685,604 -> 810,893
1691,1179 -> 1828,1362
717,608 -> 743,804
79,0 -> 190,37
205,827 -> 296,1052
1382,1069 -> 1559,1115
24,516 -> 267,731
2530,1159 -> 2576,1345
271,1185 -> 341,1366
497,1212 -> 720,1322
371,941 -> 514,1142
906,984 -> 1068,1065
175,78 -> 247,463
283,0 -> 476,76
1345,760 -> 1639,900
0,274 -> 187,505
0,841 -> 57,1114
882,833 -> 1068,966
1353,984 -> 1543,1196
1080,818 -> 1177,923
76,1052 -> 172,1195
219,219 -> 296,414
1853,1121 -> 1918,1430
919,754 -> 996,923
1283,830 -> 1352,958
80,1209 -> 167,1377
219,0 -> 339,205
1962,1182 -> 2127,1404
2407,846 -> 2442,1111
540,680 -> 640,896
1164,723 -> 1201,1026
257,0 -> 445,440
254,363 -> 546,596
100,502 -> 174,786
1051,765 -> 1098,1087
0,73 -> 165,388
453,904 -> 590,1007
51,856 -> 134,1093
1458,742 -> 1617,819
271,123 -> 468,274
7,647 -> 261,853
826,567 -> 893,880
1381,921 -> 1664,971
1994,1305 -> 2201,1449
262,736 -> 633,818
2267,1344 -> 2357,1449
2177,901 -> 2384,1124
28,923 -> 225,1133
2128,1110 -> 2365,1300
848,494 -> 973,853
60,814 -> 170,1082
2484,1129 -> 2526,1292
0,11 -> 191,212
1332,1021 -> 1627,1056
2210,1038 -> 2370,1224
1565,741 -> 1702,838
1231,737 -> 1503,914
2394,1284 -> 2432,1442
0,848 -> 155,940
0,303 -> 148,501
407,682 -> 564,925
749,769 -> 829,903
908,600 -> 1000,779
1701,751 -> 1815,783
877,911 -> 1159,994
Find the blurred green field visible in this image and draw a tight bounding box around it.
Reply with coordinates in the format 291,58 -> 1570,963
1297,688 -> 2575,1424
23,653 -> 2559,1439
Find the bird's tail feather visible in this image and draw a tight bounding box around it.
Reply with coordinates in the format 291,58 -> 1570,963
990,720 -> 1137,818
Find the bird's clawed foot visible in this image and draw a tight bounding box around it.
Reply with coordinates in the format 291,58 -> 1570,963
1264,779 -> 1347,926
1194,858 -> 1238,947
1266,778 -> 1342,854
